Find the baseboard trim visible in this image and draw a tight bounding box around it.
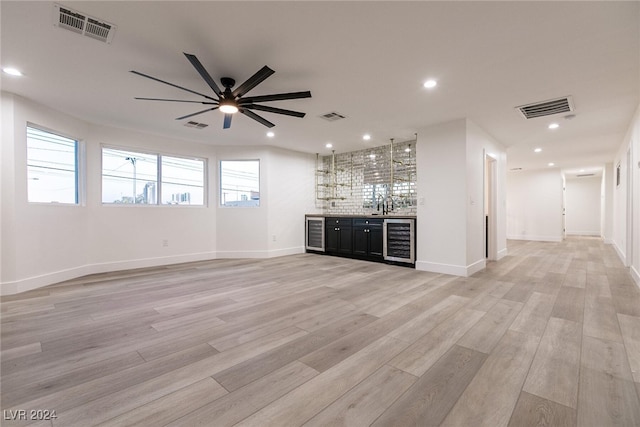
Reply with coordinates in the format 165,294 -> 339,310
467,259 -> 486,276
497,248 -> 508,260
506,234 -> 563,242
268,246 -> 306,257
565,231 -> 600,237
216,247 -> 303,259
612,242 -> 626,265
631,265 -> 640,290
416,259 -> 486,277
1,251 -> 217,296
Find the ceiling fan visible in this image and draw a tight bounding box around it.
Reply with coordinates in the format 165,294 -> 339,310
130,53 -> 312,129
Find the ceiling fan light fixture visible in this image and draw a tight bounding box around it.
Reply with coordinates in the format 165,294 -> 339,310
219,100 -> 238,114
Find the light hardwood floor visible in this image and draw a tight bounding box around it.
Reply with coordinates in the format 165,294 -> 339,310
2,237 -> 640,426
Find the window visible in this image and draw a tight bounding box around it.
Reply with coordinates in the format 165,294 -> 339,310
161,156 -> 205,205
102,148 -> 205,205
102,148 -> 158,204
220,160 -> 260,207
27,125 -> 79,204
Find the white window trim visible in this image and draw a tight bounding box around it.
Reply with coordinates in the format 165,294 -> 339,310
100,144 -> 208,207
26,123 -> 83,206
219,159 -> 261,208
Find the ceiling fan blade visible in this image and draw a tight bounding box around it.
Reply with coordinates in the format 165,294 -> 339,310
243,104 -> 306,118
135,97 -> 217,104
183,53 -> 223,97
239,91 -> 312,104
240,109 -> 275,128
232,66 -> 275,98
130,70 -> 218,102
175,107 -> 219,121
223,113 -> 233,129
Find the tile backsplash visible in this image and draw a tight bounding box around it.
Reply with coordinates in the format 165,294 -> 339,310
317,139 -> 417,216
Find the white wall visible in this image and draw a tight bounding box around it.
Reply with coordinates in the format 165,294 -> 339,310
466,120 -> 508,266
266,147 -> 319,257
416,118 -> 507,276
612,103 -> 640,286
565,176 -> 602,236
214,145 -> 318,258
1,93 -> 317,294
416,119 -> 468,275
507,169 -> 564,242
2,93 -> 93,293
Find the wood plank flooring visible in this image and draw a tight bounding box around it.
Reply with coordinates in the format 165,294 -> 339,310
2,237 -> 640,426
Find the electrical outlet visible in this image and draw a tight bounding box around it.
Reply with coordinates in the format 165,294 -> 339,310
162,239 -> 169,247
272,235 -> 276,242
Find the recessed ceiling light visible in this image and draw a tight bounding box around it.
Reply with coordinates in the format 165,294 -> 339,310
2,67 -> 22,76
325,143 -> 333,148
548,123 -> 559,129
363,134 -> 371,141
548,162 -> 555,167
534,148 -> 542,153
266,131 -> 275,138
423,79 -> 437,89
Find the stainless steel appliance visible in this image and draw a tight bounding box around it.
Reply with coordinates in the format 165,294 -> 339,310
383,218 -> 415,263
305,216 -> 325,252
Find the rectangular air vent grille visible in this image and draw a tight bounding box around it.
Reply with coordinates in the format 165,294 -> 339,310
53,4 -> 116,43
58,7 -> 85,33
516,96 -> 574,119
320,112 -> 346,122
184,121 -> 209,129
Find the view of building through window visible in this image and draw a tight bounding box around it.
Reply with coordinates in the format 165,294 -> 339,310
27,125 -> 78,204
220,160 -> 260,207
102,148 -> 204,205
161,155 -> 205,205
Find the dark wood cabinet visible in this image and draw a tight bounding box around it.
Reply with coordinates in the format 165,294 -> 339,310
353,218 -> 383,259
325,217 -> 352,254
309,215 -> 415,267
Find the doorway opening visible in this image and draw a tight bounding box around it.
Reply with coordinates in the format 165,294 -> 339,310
484,153 -> 498,260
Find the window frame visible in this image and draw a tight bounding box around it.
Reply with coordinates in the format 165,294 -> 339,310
26,123 -> 83,206
219,159 -> 261,208
101,145 -> 207,207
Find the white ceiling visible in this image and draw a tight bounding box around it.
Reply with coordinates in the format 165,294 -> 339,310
2,1 -> 638,172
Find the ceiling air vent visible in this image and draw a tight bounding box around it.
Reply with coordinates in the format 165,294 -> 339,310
184,121 -> 209,129
320,112 -> 346,122
53,4 -> 117,43
515,96 -> 574,119
577,173 -> 595,177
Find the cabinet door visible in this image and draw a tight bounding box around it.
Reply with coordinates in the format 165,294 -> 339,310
352,226 -> 368,256
337,225 -> 353,254
368,225 -> 384,258
325,225 -> 339,252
